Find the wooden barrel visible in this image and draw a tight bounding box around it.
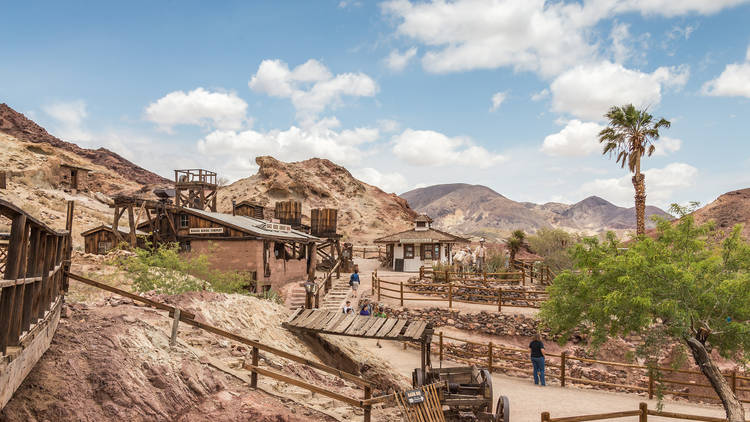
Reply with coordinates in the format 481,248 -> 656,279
274,200 -> 302,226
310,208 -> 337,236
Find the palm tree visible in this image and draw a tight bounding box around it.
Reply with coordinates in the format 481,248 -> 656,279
598,104 -> 671,236
506,230 -> 526,267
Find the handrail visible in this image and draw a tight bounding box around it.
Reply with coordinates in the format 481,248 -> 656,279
542,402 -> 728,422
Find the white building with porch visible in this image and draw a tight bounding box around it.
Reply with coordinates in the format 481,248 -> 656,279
374,215 -> 469,272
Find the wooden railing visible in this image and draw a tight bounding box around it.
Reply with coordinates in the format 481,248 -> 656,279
68,273 -> 382,421
426,332 -> 750,405
373,273 -> 548,310
0,199 -> 73,356
512,259 -> 556,285
542,402 -> 728,422
420,266 -> 524,285
352,245 -> 385,260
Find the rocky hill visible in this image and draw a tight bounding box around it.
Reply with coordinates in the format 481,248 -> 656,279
692,187 -> 750,238
401,183 -> 671,239
218,156 -> 417,242
0,103 -> 169,186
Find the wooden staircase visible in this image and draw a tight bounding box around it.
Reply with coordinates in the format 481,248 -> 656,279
286,283 -> 307,310
320,276 -> 351,311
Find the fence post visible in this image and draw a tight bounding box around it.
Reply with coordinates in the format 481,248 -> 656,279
521,267 -> 526,286
445,270 -> 450,283
639,402 -> 648,422
488,342 -> 493,373
497,288 -> 502,312
541,412 -> 550,422
560,351 -> 566,387
648,369 -> 654,399
377,275 -> 381,301
364,385 -> 372,422
400,281 -> 404,307
448,283 -> 453,309
731,370 -> 737,393
420,266 -> 424,279
250,346 -> 259,388
439,332 -> 443,363
483,271 -> 486,283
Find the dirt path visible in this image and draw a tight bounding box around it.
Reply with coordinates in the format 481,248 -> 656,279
356,338 -> 739,421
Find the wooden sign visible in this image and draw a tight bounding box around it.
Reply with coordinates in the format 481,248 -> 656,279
189,227 -> 224,234
401,238 -> 433,244
405,389 -> 425,405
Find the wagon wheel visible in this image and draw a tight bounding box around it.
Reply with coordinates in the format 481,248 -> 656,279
495,395 -> 510,422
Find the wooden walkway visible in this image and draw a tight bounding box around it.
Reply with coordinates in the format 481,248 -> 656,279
283,309 -> 430,342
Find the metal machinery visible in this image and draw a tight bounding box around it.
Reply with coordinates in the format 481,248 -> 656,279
412,366 -> 510,422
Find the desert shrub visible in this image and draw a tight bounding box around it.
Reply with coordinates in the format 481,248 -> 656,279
119,243 -> 254,295
526,227 -> 577,272
252,289 -> 284,305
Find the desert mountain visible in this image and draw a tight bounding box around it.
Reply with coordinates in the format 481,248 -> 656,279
401,183 -> 671,239
218,156 -> 417,242
0,103 -> 169,186
692,188 -> 750,238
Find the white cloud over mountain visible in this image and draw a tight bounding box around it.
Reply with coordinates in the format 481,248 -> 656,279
43,100 -> 93,143
249,59 -> 378,123
353,167 -> 408,193
391,128 -> 505,168
145,88 -> 248,132
542,120 -> 605,157
550,61 -> 689,121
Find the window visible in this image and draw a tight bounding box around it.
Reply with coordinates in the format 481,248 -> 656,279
422,244 -> 433,259
404,244 -> 414,259
433,244 -> 440,259
274,242 -> 285,259
180,240 -> 191,252
180,214 -> 189,228
416,221 -> 426,228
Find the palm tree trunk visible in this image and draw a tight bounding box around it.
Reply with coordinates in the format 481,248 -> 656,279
632,173 -> 646,236
685,336 -> 746,421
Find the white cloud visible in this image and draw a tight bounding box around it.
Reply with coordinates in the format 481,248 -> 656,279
702,46 -> 750,98
550,61 -> 689,121
391,129 -> 505,168
610,22 -> 631,64
145,88 -> 248,132
196,121 -> 380,172
381,0 -> 597,77
353,167 -> 408,193
385,47 -> 418,71
541,120 -> 605,157
652,136 -> 682,156
42,100 -> 93,142
381,0 -> 738,78
489,91 -> 508,112
579,162 -> 698,207
531,89 -> 549,101
377,119 -> 401,133
249,59 -> 377,123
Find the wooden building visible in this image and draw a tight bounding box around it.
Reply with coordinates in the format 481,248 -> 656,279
59,164 -> 89,192
81,225 -> 147,254
142,207 -> 319,293
374,215 -> 469,272
233,200 -> 269,220
174,169 -> 217,211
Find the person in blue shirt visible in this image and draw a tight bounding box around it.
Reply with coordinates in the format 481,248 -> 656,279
529,334 -> 546,386
349,269 -> 360,297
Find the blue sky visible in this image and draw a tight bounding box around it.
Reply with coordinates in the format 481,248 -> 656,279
2,0 -> 750,208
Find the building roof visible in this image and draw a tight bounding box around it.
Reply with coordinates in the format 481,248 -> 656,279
81,224 -> 148,237
414,214 -> 433,223
184,208 -> 320,243
234,200 -> 266,208
373,227 -> 469,244
60,163 -> 91,171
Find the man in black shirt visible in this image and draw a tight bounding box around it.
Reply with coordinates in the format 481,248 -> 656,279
529,334 -> 546,386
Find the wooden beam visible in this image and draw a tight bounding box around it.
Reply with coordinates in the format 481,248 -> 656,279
127,205 -> 137,247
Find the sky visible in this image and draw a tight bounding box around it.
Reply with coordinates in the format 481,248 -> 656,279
2,0 -> 750,209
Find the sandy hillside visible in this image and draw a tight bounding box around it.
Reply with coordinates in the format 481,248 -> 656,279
218,156 -> 417,243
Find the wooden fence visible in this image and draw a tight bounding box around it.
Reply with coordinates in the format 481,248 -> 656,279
0,199 -> 73,356
352,245 -> 385,260
68,272 -> 396,422
420,266 -> 525,285
373,273 -> 548,310
511,259 -> 556,284
542,402 -> 728,422
427,332 -> 750,406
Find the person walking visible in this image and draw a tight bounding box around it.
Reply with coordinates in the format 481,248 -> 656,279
349,269 -> 360,297
529,334 -> 546,386
475,238 -> 487,272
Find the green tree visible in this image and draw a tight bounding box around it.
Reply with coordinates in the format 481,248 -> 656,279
526,228 -> 577,272
540,212 -> 750,421
599,104 -> 671,236
506,229 -> 526,265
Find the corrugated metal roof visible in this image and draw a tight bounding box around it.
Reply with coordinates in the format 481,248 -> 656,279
81,224 -> 148,236
186,208 -> 319,242
373,227 -> 469,244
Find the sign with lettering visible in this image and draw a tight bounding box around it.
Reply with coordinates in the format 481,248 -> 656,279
189,227 -> 224,234
400,238 -> 432,244
405,389 -> 425,405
